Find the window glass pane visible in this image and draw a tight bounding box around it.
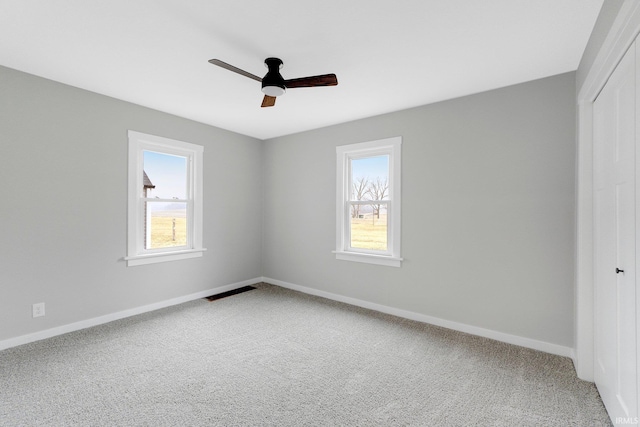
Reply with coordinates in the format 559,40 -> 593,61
350,155 -> 389,201
350,203 -> 387,251
145,201 -> 187,249
143,150 -> 187,199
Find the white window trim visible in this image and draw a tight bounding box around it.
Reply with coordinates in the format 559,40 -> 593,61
125,130 -> 206,266
335,136 -> 402,267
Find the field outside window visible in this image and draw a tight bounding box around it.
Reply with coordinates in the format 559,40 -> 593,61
348,154 -> 390,252
143,150 -> 188,250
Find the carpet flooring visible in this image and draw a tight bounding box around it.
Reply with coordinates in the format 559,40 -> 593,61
0,283 -> 611,426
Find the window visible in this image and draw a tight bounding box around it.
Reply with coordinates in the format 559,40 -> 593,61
335,136 -> 402,267
126,131 -> 205,266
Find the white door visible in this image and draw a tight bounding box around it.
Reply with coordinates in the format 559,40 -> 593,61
593,40 -> 638,424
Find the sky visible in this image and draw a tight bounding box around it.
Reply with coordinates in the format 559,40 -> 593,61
351,155 -> 389,181
143,150 -> 187,202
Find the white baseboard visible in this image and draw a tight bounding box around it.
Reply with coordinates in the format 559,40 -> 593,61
0,277 -> 262,352
263,277 -> 574,359
2,276 -> 574,359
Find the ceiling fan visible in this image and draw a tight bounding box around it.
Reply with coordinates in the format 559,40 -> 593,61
208,57 -> 338,108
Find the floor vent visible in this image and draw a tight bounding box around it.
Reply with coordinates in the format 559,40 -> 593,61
204,285 -> 256,302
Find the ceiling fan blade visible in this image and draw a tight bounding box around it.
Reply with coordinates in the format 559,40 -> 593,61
261,95 -> 276,108
284,74 -> 338,89
208,59 -> 262,82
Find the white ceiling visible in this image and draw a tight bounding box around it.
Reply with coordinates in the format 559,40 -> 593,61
0,0 -> 603,140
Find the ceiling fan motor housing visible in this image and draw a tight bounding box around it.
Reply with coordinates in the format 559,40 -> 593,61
261,57 -> 286,97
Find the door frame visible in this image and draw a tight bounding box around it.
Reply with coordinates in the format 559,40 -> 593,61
576,1 -> 640,381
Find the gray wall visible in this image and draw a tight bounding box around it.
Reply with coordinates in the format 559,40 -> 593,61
0,65 -> 263,342
0,64 -> 577,349
262,72 -> 577,347
576,0 -> 626,92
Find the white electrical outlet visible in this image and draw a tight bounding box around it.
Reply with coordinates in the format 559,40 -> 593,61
32,302 -> 45,318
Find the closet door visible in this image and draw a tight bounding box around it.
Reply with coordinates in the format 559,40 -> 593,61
593,40 -> 638,423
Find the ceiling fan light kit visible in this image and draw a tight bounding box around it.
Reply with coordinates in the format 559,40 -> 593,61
209,57 -> 338,108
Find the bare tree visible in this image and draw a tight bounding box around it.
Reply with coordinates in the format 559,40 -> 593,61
351,176 -> 370,218
368,177 -> 389,219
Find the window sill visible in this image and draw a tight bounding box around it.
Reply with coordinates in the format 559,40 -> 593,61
333,251 -> 402,267
124,248 -> 207,266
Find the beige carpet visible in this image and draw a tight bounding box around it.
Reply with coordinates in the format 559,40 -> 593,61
0,283 -> 611,426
